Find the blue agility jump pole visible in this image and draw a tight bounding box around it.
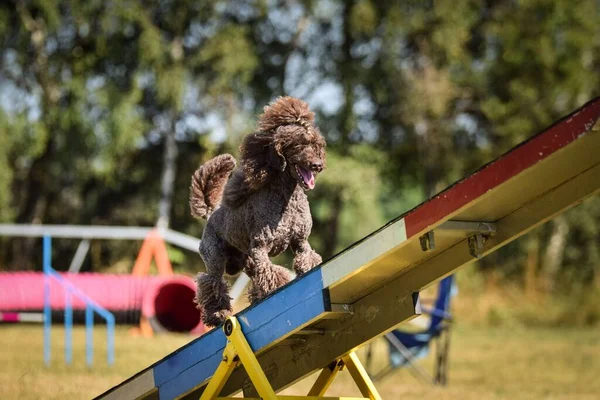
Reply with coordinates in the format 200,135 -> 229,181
64,288 -> 73,364
43,236 -> 52,366
42,235 -> 115,367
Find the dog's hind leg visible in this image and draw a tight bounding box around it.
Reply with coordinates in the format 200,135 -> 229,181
195,225 -> 233,327
245,244 -> 293,304
224,245 -> 247,276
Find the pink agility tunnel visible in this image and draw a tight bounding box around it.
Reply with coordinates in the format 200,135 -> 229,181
0,272 -> 205,334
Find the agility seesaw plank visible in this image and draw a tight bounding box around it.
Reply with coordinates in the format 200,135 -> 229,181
96,97 -> 600,400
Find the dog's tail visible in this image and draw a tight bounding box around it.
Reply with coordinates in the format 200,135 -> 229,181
190,154 -> 237,219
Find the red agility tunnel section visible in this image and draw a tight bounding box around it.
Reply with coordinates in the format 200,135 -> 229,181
0,272 -> 205,334
142,276 -> 203,333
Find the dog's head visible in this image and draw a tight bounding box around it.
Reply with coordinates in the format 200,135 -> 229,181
240,97 -> 327,191
269,123 -> 326,190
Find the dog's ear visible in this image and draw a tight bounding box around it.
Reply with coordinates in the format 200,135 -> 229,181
268,142 -> 287,171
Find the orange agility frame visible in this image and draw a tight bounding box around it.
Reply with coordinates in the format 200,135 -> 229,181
132,229 -> 173,277
130,229 -> 174,336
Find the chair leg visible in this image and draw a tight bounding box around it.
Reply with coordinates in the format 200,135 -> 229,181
365,343 -> 374,375
365,340 -> 395,382
441,327 -> 451,385
434,327 -> 451,385
372,364 -> 394,382
434,335 -> 442,384
385,333 -> 435,385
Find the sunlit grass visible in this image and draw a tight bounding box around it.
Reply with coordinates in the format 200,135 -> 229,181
1,323 -> 599,399
0,325 -> 192,399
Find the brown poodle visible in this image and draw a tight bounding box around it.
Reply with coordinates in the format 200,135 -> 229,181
190,96 -> 326,327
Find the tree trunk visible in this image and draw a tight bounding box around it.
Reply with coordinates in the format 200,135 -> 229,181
157,118 -> 178,229
542,216 -> 569,293
322,192 -> 343,259
525,234 -> 540,299
320,3 -> 355,258
15,2 -> 56,269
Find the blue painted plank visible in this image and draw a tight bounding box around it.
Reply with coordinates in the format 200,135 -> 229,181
241,287 -> 330,351
237,267 -> 325,338
156,287 -> 330,399
153,268 -> 325,391
153,326 -> 226,387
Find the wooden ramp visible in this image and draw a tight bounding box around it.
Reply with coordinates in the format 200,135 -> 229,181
96,97 -> 600,400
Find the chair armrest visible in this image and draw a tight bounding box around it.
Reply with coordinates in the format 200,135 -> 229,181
420,306 -> 452,321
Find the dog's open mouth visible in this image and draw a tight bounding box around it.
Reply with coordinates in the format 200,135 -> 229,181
295,165 -> 315,190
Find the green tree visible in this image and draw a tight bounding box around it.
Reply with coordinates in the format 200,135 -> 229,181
0,0 -> 598,298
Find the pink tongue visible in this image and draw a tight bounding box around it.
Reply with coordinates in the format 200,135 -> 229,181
300,168 -> 315,189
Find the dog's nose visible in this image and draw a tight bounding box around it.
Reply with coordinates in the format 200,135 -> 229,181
311,162 -> 323,172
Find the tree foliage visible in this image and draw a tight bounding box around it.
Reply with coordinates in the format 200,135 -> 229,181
0,0 -> 598,296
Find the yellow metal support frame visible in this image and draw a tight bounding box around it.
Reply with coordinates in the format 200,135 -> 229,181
199,317 -> 382,400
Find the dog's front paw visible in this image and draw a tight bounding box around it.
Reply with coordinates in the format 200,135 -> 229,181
247,265 -> 293,304
308,251 -> 322,269
194,273 -> 233,327
293,250 -> 322,275
202,309 -> 232,328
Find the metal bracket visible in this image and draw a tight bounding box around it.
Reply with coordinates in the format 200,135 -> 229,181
438,220 -> 497,235
468,233 -> 487,259
419,231 -> 435,252
321,303 -> 354,319
420,221 -> 497,257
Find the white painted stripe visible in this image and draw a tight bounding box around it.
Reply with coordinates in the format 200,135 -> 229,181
322,218 -> 407,288
18,313 -> 45,323
0,312 -> 45,322
100,369 -> 155,400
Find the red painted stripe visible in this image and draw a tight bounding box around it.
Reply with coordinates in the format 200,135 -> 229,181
1,312 -> 19,322
404,97 -> 600,239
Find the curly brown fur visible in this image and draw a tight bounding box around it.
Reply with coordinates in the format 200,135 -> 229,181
292,241 -> 323,275
231,97 -> 326,197
246,264 -> 293,304
258,96 -> 315,132
190,97 -> 326,327
194,273 -> 232,327
190,154 -> 236,219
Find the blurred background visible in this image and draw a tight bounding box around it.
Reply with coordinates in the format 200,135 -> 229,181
0,0 -> 599,399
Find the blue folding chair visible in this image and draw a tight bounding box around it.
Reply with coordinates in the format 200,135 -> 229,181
366,275 -> 455,385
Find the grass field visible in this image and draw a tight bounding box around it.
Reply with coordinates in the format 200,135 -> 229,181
1,322 -> 599,399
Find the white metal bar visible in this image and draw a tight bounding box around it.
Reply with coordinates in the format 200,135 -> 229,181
162,229 -> 201,253
0,224 -> 152,239
68,239 -> 91,273
229,274 -> 251,302
0,224 -> 203,253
